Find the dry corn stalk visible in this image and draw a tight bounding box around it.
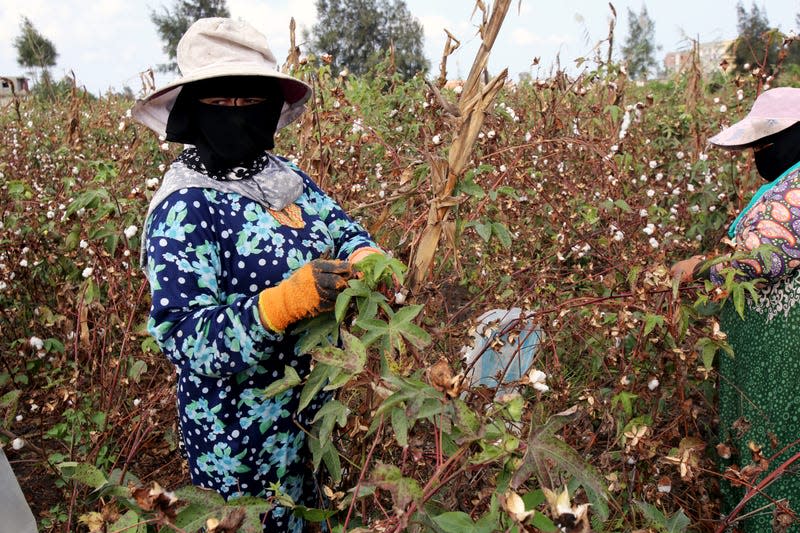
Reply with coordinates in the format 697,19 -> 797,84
284,18 -> 301,72
407,0 -> 512,288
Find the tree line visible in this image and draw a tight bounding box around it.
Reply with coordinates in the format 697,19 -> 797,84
11,1 -> 800,93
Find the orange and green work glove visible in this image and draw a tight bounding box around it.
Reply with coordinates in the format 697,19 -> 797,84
257,259 -> 354,333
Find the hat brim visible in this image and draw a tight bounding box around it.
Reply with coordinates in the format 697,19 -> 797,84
131,65 -> 312,138
708,117 -> 799,149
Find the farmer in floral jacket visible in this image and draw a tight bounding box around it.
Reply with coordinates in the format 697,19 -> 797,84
132,18 -> 382,531
672,88 -> 800,531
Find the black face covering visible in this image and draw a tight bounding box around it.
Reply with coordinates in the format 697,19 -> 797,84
166,76 -> 285,172
753,122 -> 800,181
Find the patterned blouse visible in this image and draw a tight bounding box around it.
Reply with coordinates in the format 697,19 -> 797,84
710,162 -> 800,285
144,157 -> 377,531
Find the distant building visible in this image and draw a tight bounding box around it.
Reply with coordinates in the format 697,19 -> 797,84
663,40 -> 736,76
0,76 -> 30,98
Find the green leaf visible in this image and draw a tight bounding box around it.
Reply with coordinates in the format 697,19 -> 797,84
294,313 -> 339,354
511,409 -> 610,522
260,365 -> 301,399
173,487 -> 272,533
312,400 -> 349,444
472,221 -> 492,242
127,359 -> 148,383
391,407 -> 409,447
57,462 -> 107,490
0,389 -> 21,425
614,198 -> 632,213
635,500 -> 690,533
432,511 -> 476,533
643,313 -> 664,336
292,506 -> 337,522
732,284 -> 745,319
298,363 -> 334,412
664,508 -> 692,532
611,391 -> 638,418
370,464 -> 422,511
43,337 -> 65,353
452,398 -> 480,437
321,439 -> 342,482
335,287 -> 354,322
520,489 -> 546,509
109,510 -> 146,533
6,180 -> 31,200
491,222 -> 513,248
458,178 -> 486,198
530,512 -> 558,532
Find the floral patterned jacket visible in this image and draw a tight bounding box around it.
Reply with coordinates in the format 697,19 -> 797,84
710,161 -> 800,285
144,156 -> 377,531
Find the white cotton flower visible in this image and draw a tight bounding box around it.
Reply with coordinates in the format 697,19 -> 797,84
613,230 -> 625,241
453,85 -> 462,95
648,377 -> 660,390
432,134 -> 442,145
11,438 -> 25,450
643,223 -> 655,235
29,336 -> 43,350
79,239 -> 89,249
82,267 -> 94,278
133,398 -> 141,407
639,209 -> 648,217
15,414 -> 23,422
124,225 -> 138,239
648,160 -> 657,169
527,369 -> 549,392
646,189 -> 655,198
499,164 -> 507,173
146,177 -> 160,189
118,121 -> 125,131
160,142 -> 169,151
525,131 -> 532,142
648,237 -> 659,248
719,105 -> 727,113
487,130 -> 496,139
19,259 -> 28,267
675,151 -> 685,160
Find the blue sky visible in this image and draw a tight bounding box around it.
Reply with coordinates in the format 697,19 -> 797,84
0,0 -> 798,95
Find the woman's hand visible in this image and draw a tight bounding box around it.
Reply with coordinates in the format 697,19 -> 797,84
257,259 -> 354,332
670,255 -> 706,283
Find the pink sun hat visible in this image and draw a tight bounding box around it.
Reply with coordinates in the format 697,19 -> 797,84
708,87 -> 800,149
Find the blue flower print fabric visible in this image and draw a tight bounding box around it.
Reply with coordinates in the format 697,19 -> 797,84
144,161 -> 377,532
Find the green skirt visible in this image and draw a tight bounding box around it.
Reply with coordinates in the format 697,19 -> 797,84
719,272 -> 800,532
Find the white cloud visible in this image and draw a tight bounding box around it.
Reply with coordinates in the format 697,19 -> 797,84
511,28 -> 573,47
229,0 -> 317,61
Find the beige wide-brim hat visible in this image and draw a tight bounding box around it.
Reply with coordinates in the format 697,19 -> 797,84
708,87 -> 800,149
132,17 -> 312,137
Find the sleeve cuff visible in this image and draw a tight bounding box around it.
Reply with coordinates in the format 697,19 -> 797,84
347,246 -> 383,264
